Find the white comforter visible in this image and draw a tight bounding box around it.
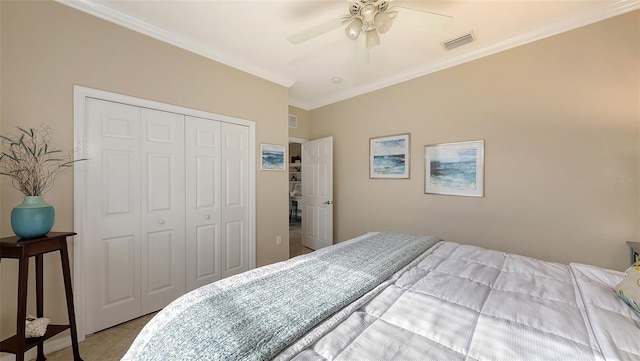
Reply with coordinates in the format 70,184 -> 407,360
279,241 -> 640,360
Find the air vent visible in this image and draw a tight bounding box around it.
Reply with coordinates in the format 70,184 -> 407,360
288,114 -> 298,128
443,32 -> 475,51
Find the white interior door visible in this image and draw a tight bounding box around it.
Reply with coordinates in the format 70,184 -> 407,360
84,99 -> 142,334
302,136 -> 333,250
185,116 -> 222,291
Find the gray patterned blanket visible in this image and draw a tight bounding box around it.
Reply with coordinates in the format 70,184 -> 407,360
124,232 -> 440,361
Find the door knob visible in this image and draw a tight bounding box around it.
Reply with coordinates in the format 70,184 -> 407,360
323,200 -> 333,205
158,220 -> 165,225
204,215 -> 210,220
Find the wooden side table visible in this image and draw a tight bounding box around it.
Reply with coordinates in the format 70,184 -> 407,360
0,232 -> 83,361
627,241 -> 640,266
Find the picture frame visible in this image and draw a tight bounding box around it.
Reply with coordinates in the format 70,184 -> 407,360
370,133 -> 410,179
260,144 -> 286,170
425,140 -> 484,197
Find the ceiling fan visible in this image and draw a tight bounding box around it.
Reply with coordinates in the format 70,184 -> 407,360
287,0 -> 453,64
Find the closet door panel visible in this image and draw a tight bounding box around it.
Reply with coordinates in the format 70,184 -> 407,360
103,151 -> 134,214
85,99 -> 142,334
146,230 -> 174,291
186,116 -> 222,291
224,221 -> 243,270
221,123 -> 249,278
140,108 -> 186,313
103,235 -> 136,304
195,224 -> 218,281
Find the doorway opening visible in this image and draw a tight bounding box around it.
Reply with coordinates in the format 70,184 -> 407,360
288,138 -> 312,258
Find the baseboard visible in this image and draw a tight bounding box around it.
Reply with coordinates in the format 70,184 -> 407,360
0,335 -> 71,361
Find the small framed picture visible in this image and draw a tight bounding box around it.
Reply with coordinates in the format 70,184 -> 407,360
370,133 -> 410,179
425,140 -> 484,197
260,144 -> 286,170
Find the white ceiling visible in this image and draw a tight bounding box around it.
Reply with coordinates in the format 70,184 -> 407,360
59,0 -> 639,110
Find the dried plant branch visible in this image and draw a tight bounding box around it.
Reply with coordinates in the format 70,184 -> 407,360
0,125 -> 86,196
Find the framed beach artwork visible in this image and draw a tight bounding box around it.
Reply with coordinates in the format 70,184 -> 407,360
425,140 -> 484,197
370,133 -> 410,179
260,144 -> 286,170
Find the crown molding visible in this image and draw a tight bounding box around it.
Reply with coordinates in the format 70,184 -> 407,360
54,0 -> 639,110
55,0 -> 296,89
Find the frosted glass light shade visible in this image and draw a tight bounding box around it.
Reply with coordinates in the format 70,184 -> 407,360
345,18 -> 363,40
374,12 -> 393,33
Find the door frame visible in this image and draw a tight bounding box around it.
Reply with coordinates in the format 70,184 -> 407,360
289,137 -> 307,144
73,85 -> 256,339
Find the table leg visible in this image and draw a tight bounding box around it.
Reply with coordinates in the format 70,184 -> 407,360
59,239 -> 84,361
16,254 -> 29,361
35,254 -> 46,361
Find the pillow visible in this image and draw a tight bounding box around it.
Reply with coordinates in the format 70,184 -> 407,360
616,261 -> 640,314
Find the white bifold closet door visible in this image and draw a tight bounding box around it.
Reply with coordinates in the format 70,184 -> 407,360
185,116 -> 221,291
185,117 -> 249,291
84,98 -> 185,333
219,121 -> 250,279
83,99 -> 249,334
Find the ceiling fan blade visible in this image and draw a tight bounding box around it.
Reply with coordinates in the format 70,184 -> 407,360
356,32 -> 370,65
287,16 -> 350,45
391,6 -> 452,34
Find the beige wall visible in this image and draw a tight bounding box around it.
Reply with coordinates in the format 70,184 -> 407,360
310,11 -> 640,272
0,0 -> 289,341
288,106 -> 311,140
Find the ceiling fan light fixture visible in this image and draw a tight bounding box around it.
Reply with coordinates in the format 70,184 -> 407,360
373,11 -> 393,33
366,29 -> 380,49
361,4 -> 378,22
345,18 -> 363,40
349,2 -> 362,16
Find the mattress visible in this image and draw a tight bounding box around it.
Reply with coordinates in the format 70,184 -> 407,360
123,232 -> 640,360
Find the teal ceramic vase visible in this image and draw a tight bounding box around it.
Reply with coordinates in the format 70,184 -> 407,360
11,196 -> 55,239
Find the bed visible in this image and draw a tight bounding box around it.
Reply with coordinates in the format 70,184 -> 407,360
122,232 -> 640,360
